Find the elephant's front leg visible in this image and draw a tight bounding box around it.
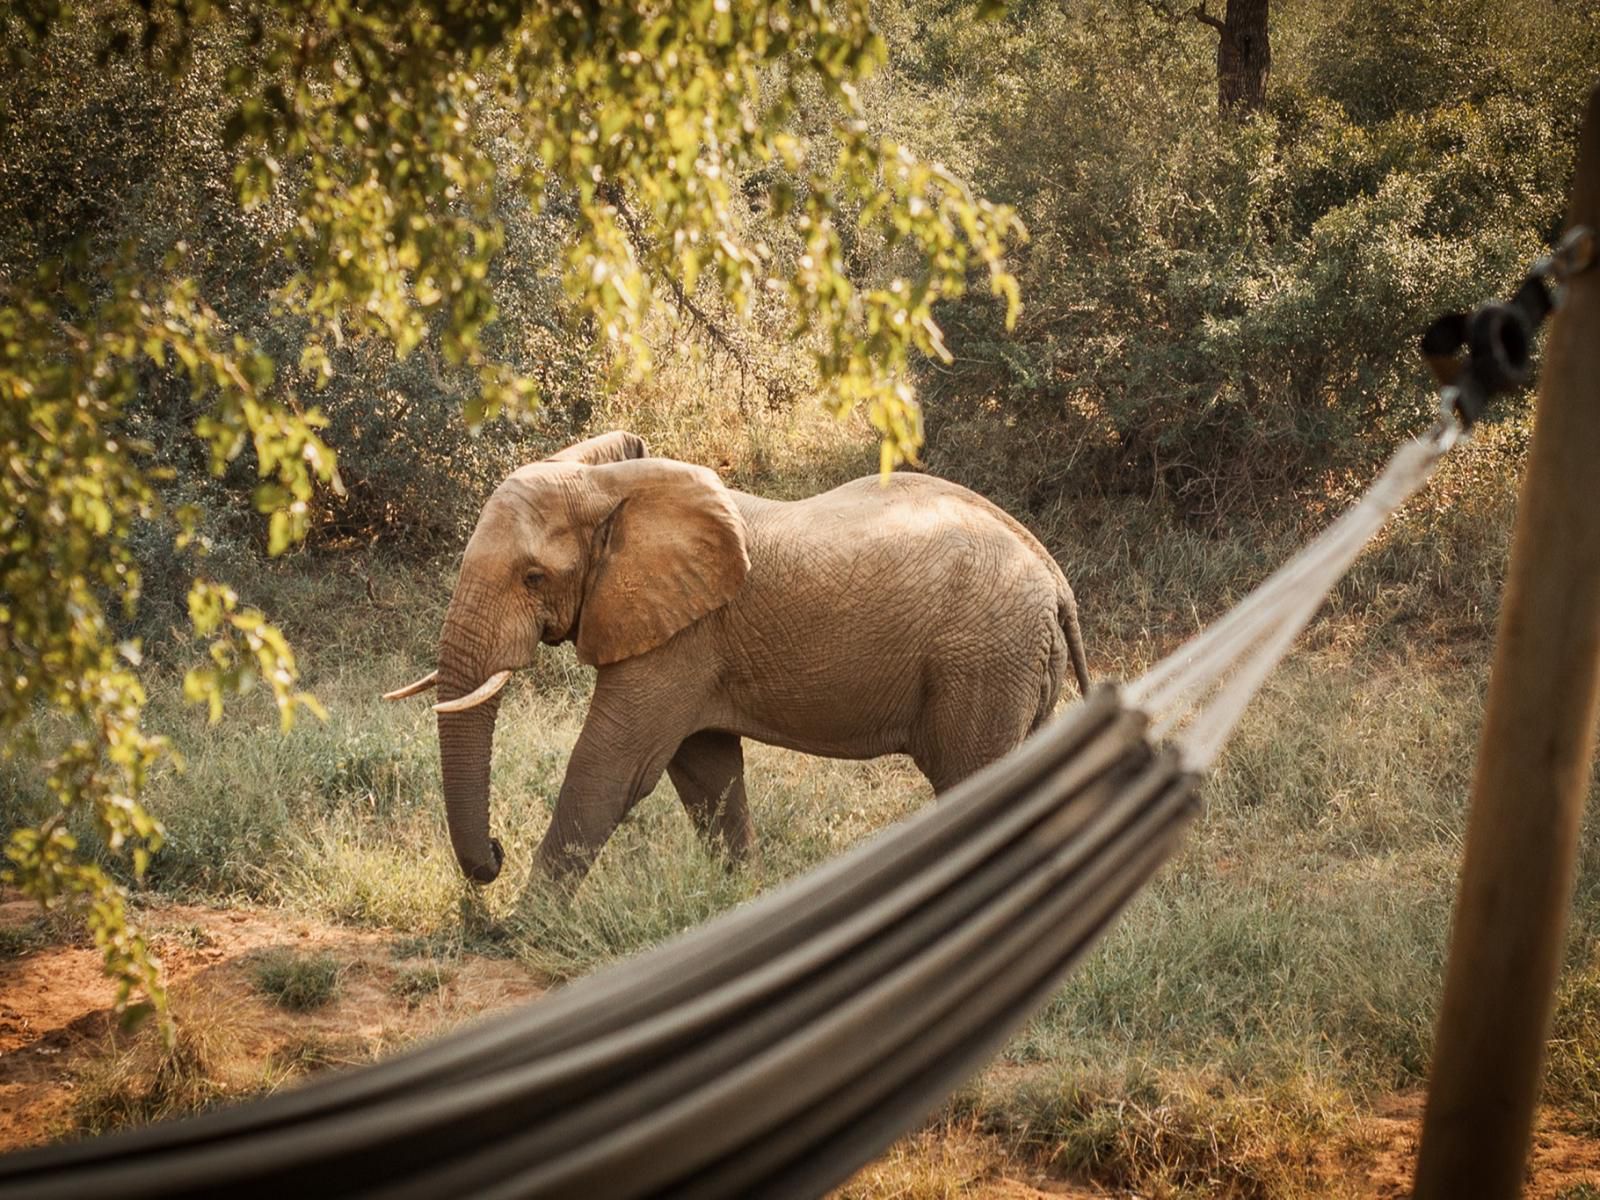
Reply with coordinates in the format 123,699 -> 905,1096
667,731 -> 754,862
534,701 -> 684,891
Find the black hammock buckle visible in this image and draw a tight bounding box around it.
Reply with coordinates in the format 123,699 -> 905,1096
1421,225 -> 1596,428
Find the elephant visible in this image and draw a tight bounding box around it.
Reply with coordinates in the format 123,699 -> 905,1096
385,430 -> 1091,890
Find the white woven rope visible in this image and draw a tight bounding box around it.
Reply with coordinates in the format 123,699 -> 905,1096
1127,417 -> 1461,771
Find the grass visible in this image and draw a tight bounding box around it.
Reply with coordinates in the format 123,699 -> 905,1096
833,1118 -> 1038,1198
391,962 -> 455,1008
249,949 -> 343,1011
8,409 -> 1597,1194
72,985 -> 261,1135
967,1063 -> 1366,1198
267,1030 -> 396,1074
0,920 -> 54,959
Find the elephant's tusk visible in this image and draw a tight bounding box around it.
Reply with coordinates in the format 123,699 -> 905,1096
382,671 -> 439,701
433,670 -> 513,713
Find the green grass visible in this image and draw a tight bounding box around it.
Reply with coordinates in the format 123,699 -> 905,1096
250,949 -> 344,1011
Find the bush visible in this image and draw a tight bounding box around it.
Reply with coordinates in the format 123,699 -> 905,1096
892,0 -> 1593,520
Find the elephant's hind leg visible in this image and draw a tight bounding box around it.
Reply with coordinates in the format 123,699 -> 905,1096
1031,628 -> 1068,734
911,674 -> 1042,795
667,731 -> 754,862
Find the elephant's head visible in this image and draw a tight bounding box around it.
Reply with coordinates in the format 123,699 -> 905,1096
384,431 -> 750,883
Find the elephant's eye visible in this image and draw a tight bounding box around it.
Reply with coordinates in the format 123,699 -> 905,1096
523,568 -> 544,589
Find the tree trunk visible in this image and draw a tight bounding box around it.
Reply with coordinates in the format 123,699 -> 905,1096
1194,0 -> 1270,115
1413,82 -> 1600,1200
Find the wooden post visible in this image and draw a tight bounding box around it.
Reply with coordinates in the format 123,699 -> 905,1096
1414,84 -> 1600,1198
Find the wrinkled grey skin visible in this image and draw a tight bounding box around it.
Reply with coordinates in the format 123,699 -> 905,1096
416,431 -> 1091,891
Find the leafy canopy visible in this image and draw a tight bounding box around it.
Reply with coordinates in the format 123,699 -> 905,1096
0,0 -> 1022,1025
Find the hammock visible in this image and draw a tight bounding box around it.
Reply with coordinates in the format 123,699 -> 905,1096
0,230 -> 1587,1200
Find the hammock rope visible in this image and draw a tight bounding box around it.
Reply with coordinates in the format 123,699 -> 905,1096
0,227 -> 1589,1200
1134,415 -> 1460,768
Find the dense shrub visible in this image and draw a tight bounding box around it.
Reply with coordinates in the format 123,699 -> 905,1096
893,0 -> 1596,519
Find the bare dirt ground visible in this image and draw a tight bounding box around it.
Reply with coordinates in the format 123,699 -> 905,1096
0,893 -> 543,1151
1357,1092 -> 1600,1199
1,895 -> 1598,1197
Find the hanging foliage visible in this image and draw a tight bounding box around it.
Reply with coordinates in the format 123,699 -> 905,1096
0,0 -> 1022,1026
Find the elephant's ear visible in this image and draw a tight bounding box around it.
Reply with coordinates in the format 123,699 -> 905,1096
576,459 -> 749,666
546,430 -> 648,466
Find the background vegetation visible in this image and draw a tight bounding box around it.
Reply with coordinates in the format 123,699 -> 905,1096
5,0 -> 1600,1194
1,0 -> 1021,1014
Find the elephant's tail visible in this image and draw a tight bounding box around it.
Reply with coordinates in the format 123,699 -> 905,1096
1058,585 -> 1091,698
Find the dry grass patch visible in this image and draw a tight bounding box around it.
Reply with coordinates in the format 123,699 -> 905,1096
72,983 -> 267,1136
0,897 -> 545,1151
966,1063 -> 1368,1200
836,1117 -> 1102,1198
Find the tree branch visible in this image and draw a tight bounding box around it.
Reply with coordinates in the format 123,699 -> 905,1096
597,181 -> 788,409
1189,2 -> 1226,32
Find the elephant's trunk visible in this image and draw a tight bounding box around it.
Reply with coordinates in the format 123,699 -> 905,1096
436,620 -> 506,884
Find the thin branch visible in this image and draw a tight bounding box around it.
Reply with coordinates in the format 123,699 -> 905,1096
596,181 -> 787,409
362,564 -> 397,611
1189,2 -> 1227,32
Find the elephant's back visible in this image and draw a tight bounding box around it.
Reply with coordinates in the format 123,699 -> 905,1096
730,472 -> 1067,639
742,473 -> 1064,584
